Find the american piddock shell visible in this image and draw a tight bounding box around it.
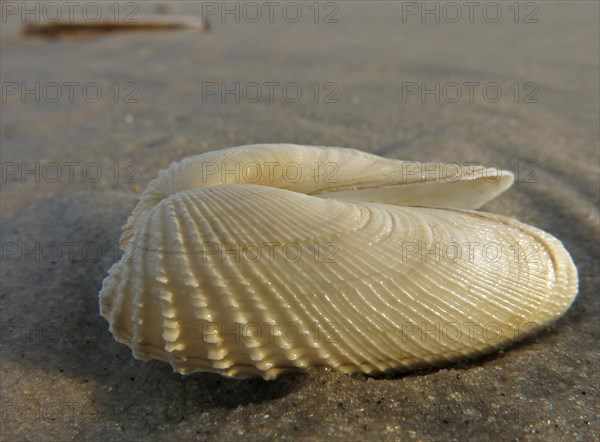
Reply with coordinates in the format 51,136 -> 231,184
100,144 -> 578,379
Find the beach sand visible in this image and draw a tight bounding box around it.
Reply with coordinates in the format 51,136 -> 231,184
1,1 -> 598,440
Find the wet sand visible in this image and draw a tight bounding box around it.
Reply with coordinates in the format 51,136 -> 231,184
1,2 -> 598,440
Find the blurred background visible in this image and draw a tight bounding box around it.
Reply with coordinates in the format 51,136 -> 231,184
1,1 -> 598,440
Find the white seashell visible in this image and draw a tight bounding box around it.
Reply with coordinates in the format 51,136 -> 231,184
118,144 -> 514,248
100,144 -> 578,379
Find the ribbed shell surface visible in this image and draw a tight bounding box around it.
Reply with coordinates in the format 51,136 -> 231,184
119,144 -> 514,248
100,182 -> 578,379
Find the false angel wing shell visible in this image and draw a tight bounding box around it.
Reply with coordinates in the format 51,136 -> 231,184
100,146 -> 577,379
119,144 -> 514,249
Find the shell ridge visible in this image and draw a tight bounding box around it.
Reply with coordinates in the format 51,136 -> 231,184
100,145 -> 578,379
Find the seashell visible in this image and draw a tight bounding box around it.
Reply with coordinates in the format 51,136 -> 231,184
118,144 -> 515,248
24,15 -> 208,39
99,144 -> 578,379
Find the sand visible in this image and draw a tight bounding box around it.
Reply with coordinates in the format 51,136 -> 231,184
1,1 -> 598,440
